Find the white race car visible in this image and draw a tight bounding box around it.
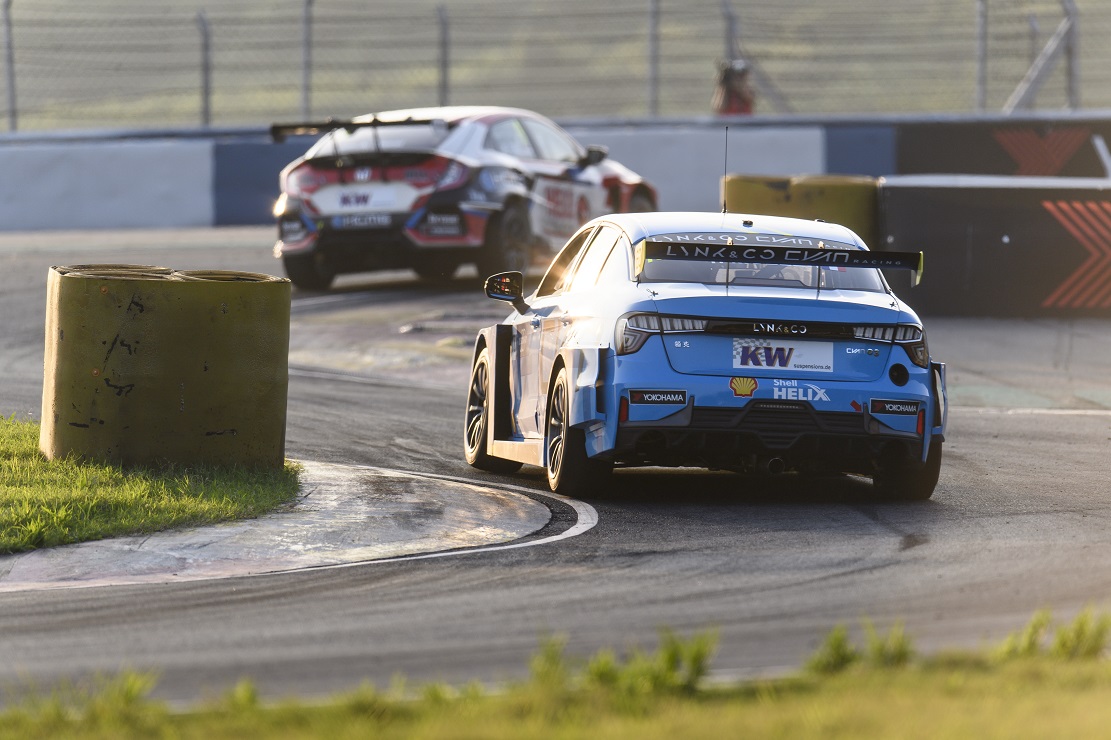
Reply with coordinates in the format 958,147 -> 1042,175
271,106 -> 657,289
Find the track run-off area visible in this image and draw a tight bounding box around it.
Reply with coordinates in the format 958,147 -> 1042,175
2,228 -> 1111,703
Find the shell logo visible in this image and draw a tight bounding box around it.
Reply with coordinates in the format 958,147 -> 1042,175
730,377 -> 757,397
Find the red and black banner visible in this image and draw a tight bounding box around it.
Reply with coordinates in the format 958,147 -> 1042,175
896,120 -> 1111,178
880,180 -> 1111,316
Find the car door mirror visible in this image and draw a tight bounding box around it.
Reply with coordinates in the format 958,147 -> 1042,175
579,145 -> 608,168
485,271 -> 530,313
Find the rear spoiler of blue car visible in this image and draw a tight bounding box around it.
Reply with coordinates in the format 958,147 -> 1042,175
637,240 -> 924,285
270,116 -> 449,143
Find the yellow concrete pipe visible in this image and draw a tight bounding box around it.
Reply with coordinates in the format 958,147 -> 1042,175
40,265 -> 291,469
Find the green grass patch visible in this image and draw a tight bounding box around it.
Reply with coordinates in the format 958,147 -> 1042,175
0,416 -> 300,553
3,613 -> 1111,738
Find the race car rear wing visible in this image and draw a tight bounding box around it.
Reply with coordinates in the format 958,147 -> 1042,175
637,240 -> 924,285
269,116 -> 449,143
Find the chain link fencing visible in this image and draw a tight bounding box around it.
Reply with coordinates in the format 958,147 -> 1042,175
1,0 -> 1107,133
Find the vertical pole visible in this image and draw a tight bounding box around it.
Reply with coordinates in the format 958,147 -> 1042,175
301,0 -> 314,119
1062,0 -> 1079,110
197,11 -> 211,128
437,5 -> 449,107
976,0 -> 987,112
722,0 -> 737,60
2,0 -> 15,132
647,0 -> 659,116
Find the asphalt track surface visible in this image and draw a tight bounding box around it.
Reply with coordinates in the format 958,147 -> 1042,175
3,228 -> 1111,703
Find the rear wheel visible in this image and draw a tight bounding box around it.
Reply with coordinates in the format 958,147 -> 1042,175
873,441 -> 942,501
464,348 -> 523,474
477,203 -> 531,278
545,366 -> 613,495
282,252 -> 335,291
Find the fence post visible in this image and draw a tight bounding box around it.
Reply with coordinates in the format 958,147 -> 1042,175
301,0 -> 314,119
2,0 -> 14,132
648,0 -> 659,116
438,5 -> 449,106
976,0 -> 987,111
197,11 -> 211,128
1063,0 -> 1079,109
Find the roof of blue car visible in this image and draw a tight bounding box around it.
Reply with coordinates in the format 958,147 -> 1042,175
598,211 -> 868,250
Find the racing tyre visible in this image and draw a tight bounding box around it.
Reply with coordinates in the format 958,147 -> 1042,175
546,366 -> 613,495
282,253 -> 335,291
464,348 -> 523,474
873,441 -> 942,501
477,203 -> 532,278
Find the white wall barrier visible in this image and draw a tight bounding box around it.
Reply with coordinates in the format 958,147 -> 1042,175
0,140 -> 213,231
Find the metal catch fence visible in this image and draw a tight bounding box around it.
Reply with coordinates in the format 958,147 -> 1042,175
0,0 -> 1102,133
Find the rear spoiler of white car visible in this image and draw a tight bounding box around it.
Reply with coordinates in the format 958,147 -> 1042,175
637,240 -> 924,285
270,116 -> 448,143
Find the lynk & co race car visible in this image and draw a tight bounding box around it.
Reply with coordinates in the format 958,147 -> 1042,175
464,211 -> 947,499
270,106 -> 657,290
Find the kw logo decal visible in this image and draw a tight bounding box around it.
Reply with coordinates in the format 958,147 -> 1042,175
737,346 -> 794,368
1042,200 -> 1111,309
993,128 -> 1090,176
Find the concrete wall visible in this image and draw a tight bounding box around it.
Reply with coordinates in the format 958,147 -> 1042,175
1,114 -> 1110,232
0,140 -> 214,230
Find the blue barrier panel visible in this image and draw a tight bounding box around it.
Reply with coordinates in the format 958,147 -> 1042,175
825,125 -> 895,177
213,140 -> 312,226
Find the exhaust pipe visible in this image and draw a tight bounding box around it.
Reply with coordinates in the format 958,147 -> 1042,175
763,457 -> 786,475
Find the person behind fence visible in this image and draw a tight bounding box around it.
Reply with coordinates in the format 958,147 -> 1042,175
712,59 -> 755,115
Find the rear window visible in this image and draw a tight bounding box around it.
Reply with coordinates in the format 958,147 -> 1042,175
308,123 -> 450,157
640,259 -> 886,292
638,233 -> 888,292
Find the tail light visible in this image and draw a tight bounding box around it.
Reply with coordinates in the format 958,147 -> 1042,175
855,324 -> 929,368
283,163 -> 335,198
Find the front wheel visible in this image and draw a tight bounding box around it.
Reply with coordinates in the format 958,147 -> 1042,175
873,441 -> 942,501
464,348 -> 523,474
282,252 -> 335,291
546,366 -> 612,495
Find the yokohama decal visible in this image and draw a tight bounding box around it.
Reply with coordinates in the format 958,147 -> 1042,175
1042,200 -> 1111,309
993,128 -> 1090,176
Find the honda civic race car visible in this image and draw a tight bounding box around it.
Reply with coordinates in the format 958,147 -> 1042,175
270,106 -> 657,290
464,211 -> 947,499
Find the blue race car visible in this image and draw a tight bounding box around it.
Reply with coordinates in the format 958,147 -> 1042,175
464,211 -> 946,500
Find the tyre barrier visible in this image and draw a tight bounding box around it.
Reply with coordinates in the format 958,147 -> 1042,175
40,265 -> 291,469
721,174 -> 880,250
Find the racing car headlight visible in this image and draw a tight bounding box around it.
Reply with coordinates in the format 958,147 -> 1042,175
616,313 -> 660,355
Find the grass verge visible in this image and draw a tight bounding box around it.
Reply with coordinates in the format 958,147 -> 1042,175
0,416 -> 300,553
3,612 -> 1111,738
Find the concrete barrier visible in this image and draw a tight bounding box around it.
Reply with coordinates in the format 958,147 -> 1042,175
880,176 -> 1111,316
722,174 -> 879,248
40,265 -> 291,468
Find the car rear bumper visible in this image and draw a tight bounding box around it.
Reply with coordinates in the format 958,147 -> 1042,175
274,207 -> 491,269
581,343 -> 944,472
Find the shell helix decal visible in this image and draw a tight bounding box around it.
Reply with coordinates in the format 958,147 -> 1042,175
729,377 -> 757,397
